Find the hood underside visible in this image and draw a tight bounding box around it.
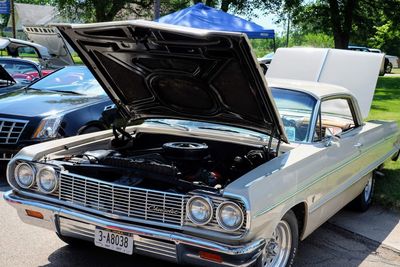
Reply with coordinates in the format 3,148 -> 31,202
23,26 -> 74,67
56,20 -> 287,142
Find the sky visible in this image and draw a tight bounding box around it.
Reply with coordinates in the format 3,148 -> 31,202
237,9 -> 286,35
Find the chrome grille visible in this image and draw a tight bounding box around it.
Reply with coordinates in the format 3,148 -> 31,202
0,118 -> 28,144
59,172 -> 185,227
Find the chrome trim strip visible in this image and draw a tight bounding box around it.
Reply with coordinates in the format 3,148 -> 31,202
254,133 -> 398,217
3,190 -> 265,257
309,147 -> 398,213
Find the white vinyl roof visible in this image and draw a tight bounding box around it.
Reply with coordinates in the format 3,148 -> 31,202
267,78 -> 352,99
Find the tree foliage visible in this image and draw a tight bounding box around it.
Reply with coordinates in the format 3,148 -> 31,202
56,0 -> 153,22
290,0 -> 400,52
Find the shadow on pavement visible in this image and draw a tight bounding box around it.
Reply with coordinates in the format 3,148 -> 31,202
294,222 -> 400,266
40,218 -> 400,267
42,243 -> 181,267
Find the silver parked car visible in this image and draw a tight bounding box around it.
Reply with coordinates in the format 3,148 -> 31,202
4,21 -> 400,267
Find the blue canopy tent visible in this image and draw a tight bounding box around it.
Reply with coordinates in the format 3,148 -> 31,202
157,3 -> 275,49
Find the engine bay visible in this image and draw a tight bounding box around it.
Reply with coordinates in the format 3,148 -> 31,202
60,133 -> 276,193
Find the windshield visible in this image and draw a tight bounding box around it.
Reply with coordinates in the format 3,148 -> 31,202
271,87 -> 316,142
30,66 -> 106,96
144,88 -> 316,143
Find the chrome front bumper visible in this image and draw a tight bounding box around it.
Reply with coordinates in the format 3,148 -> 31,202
3,190 -> 265,267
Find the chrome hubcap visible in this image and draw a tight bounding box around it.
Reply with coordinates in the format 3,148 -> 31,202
364,176 -> 373,202
264,221 -> 292,267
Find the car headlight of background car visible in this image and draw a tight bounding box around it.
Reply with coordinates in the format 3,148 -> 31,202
216,201 -> 244,231
36,166 -> 58,193
186,196 -> 213,225
32,115 -> 63,139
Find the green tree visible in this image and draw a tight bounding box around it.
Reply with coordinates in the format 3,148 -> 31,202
290,0 -> 400,49
57,0 -> 153,22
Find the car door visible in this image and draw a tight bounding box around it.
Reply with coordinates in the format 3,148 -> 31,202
309,97 -> 363,223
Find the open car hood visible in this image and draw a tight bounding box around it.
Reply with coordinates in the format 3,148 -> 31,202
56,20 -> 287,142
23,26 -> 74,67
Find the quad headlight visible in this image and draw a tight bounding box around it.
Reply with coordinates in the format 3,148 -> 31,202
216,201 -> 244,231
14,162 -> 35,189
36,166 -> 58,194
186,196 -> 213,225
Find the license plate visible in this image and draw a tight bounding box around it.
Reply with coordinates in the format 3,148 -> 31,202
94,227 -> 134,255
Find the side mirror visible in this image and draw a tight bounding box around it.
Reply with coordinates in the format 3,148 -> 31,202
324,135 -> 340,147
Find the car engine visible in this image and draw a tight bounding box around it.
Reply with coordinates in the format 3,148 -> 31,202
61,136 -> 272,193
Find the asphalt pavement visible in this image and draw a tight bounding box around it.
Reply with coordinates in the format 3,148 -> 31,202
1,178 -> 399,267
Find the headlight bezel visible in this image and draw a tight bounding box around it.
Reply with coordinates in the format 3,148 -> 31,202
186,195 -> 214,225
216,201 -> 245,232
36,165 -> 59,194
14,162 -> 36,189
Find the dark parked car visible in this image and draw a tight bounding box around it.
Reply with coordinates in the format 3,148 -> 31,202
0,65 -> 112,161
348,45 -> 389,75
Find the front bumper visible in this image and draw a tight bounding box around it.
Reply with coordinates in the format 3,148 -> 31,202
3,190 -> 265,266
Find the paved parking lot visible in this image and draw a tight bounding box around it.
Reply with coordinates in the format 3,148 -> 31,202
1,180 -> 399,267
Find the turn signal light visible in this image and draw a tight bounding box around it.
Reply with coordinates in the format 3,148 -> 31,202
199,251 -> 223,263
25,209 -> 44,219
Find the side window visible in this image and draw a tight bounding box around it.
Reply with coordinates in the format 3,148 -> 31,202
313,98 -> 357,142
17,46 -> 38,60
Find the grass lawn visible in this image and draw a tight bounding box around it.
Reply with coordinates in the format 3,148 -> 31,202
391,68 -> 400,75
368,76 -> 400,210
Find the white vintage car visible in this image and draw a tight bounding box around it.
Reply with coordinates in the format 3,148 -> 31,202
4,21 -> 400,267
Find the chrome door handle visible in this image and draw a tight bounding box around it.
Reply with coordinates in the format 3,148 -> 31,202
354,142 -> 363,148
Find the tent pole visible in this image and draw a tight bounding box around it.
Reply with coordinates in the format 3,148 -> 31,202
10,0 -> 16,38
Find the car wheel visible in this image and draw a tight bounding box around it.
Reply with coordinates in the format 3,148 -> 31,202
256,210 -> 299,267
350,173 -> 375,212
79,126 -> 102,135
386,62 -> 393,73
56,233 -> 89,247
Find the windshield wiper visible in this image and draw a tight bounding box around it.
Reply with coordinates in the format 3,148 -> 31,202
47,89 -> 83,95
147,120 -> 189,131
28,87 -> 83,95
